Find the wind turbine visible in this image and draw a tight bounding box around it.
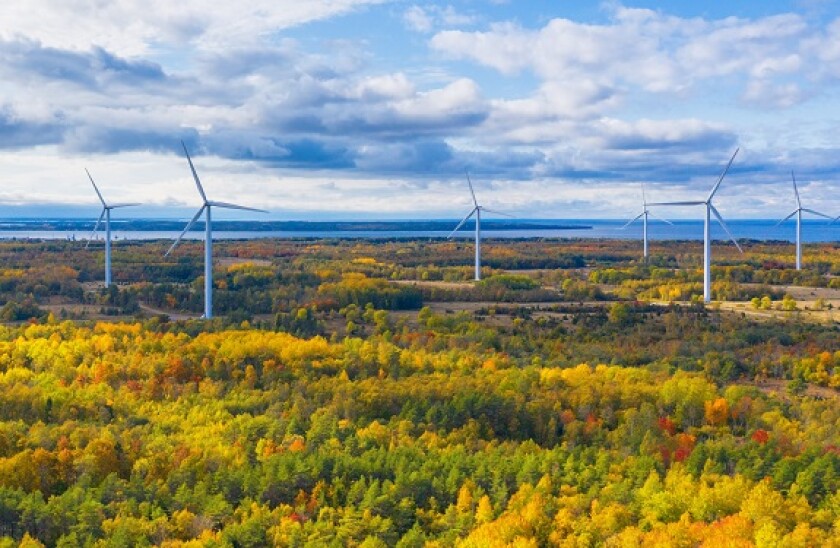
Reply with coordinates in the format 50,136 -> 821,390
621,183 -> 672,260
85,169 -> 140,287
775,172 -> 832,271
165,142 -> 268,319
647,149 -> 742,303
447,172 -> 509,281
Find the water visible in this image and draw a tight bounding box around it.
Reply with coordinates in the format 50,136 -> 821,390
0,219 -> 837,243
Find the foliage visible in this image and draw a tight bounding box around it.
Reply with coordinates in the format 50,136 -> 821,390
0,238 -> 836,544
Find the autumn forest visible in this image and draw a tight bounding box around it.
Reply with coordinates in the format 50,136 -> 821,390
0,237 -> 838,546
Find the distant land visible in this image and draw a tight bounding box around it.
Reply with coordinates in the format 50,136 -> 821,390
0,219 -> 592,232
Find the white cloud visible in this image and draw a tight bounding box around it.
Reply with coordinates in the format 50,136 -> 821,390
431,7 -> 815,106
354,73 -> 416,100
0,0 -> 390,55
741,80 -> 804,109
403,5 -> 477,34
431,22 -> 532,75
395,78 -> 481,118
1,2 -> 840,217
404,6 -> 434,33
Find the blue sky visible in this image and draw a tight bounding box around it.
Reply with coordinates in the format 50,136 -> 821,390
1,0 -> 840,220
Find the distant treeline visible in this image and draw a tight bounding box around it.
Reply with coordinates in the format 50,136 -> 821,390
0,219 -> 592,232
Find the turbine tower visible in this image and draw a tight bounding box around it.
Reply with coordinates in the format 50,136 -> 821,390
775,172 -> 832,270
648,149 -> 742,303
447,172 -> 509,281
166,142 -> 268,319
621,183 -> 672,260
85,169 -> 140,287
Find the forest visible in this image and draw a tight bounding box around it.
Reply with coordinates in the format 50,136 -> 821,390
0,236 -> 837,546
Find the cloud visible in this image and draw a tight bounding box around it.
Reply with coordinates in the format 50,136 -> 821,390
596,118 -> 736,152
0,0 -> 392,55
260,76 -> 489,138
0,29 -> 492,163
354,73 -> 416,100
403,5 -> 477,34
0,39 -> 167,90
431,22 -> 532,75
1,2 -> 840,218
63,126 -> 199,155
430,8 -> 815,107
356,140 -> 455,172
404,6 -> 434,33
0,105 -> 64,149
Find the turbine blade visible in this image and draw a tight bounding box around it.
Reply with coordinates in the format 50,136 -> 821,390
447,208 -> 476,239
774,210 -> 798,227
832,215 -> 840,225
802,208 -> 833,220
647,211 -> 673,225
710,204 -> 743,253
206,200 -> 268,213
708,148 -> 739,201
165,206 -> 205,257
108,202 -> 142,209
85,168 -> 107,207
85,209 -> 106,249
791,171 -> 801,208
646,201 -> 705,206
481,208 -> 514,218
641,182 -> 647,206
182,141 -> 208,203
465,171 -> 478,207
620,212 -> 645,229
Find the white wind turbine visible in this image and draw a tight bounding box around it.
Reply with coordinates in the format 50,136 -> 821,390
165,142 -> 268,319
775,172 -> 832,271
647,149 -> 742,303
621,183 -> 672,260
85,169 -> 140,287
447,172 -> 509,281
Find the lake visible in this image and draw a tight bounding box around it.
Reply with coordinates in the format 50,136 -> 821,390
0,219 -> 837,242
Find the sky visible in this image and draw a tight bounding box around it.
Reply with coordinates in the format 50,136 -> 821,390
2,0 -> 840,220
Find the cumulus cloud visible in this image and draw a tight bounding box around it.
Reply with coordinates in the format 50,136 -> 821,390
595,118 -> 736,152
0,0 -> 391,55
1,1 -> 840,217
431,7 -> 816,107
0,106 -> 64,148
0,39 -> 168,91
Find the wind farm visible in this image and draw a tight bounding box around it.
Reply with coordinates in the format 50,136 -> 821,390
1,2 -> 840,546
3,143 -> 837,314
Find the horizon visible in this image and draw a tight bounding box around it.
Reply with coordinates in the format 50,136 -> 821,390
0,215 -> 839,223
0,216 -> 837,245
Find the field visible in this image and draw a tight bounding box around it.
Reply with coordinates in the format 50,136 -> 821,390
0,237 -> 837,546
